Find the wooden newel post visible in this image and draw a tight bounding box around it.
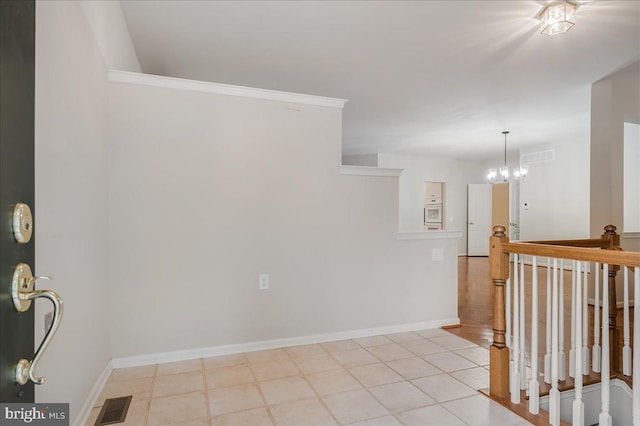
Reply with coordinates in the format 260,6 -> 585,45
490,225 -> 510,399
602,224 -> 621,372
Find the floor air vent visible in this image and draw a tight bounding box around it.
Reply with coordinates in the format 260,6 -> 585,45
95,395 -> 132,425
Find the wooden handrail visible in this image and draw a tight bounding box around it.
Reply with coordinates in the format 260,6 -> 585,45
501,242 -> 640,267
521,238 -> 610,249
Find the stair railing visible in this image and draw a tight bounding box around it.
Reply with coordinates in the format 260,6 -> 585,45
489,224 -> 640,426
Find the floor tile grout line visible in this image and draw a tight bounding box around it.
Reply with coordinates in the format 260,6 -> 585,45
439,401 -> 475,426
384,330 -> 423,344
142,364 -> 157,426
200,358 -> 213,426
244,352 -> 288,425
438,393 -> 505,426
290,348 -> 341,376
383,357 -> 445,380
299,372 -> 341,425
346,362 -> 404,389
318,386 -> 392,425
363,376 -> 438,418
259,391 -> 278,425
396,336 -> 452,356
327,344 -> 369,370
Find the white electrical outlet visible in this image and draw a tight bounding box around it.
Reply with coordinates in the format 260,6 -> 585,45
258,273 -> 269,290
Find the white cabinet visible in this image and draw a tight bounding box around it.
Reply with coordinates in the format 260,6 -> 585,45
424,182 -> 443,204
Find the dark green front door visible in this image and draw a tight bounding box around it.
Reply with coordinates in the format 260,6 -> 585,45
0,0 -> 35,402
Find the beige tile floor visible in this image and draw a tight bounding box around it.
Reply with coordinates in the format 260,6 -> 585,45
86,329 -> 533,426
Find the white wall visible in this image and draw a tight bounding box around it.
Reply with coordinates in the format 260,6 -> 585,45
591,60 -> 640,250
623,122 -> 640,233
79,0 -> 141,72
342,154 -> 379,167
377,153 -> 485,254
34,1 -> 110,421
518,137 -> 591,241
106,76 -> 459,358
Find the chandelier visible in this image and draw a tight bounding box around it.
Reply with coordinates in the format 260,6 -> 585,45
538,1 -> 577,36
486,131 -> 528,184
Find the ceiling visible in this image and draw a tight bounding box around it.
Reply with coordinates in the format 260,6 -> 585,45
120,1 -> 640,160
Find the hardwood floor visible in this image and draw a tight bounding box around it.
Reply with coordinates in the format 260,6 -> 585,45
447,256 -> 494,348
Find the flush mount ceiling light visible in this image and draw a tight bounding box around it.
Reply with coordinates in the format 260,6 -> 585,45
538,1 -> 578,36
487,131 -> 529,184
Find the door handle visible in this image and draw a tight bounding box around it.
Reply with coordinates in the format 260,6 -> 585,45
11,263 -> 63,385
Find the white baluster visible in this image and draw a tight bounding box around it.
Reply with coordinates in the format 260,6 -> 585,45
623,266 -> 632,376
633,266 -> 639,426
529,256 -> 540,414
593,262 -> 601,373
544,258 -> 552,384
570,261 -> 576,378
573,261 -> 584,426
511,253 -> 520,403
582,261 -> 590,374
520,255 -> 527,390
550,258 -> 560,426
506,254 -> 511,350
507,255 -> 514,400
599,263 -> 612,426
559,259 -> 566,381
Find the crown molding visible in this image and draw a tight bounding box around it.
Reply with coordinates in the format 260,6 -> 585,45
108,70 -> 347,109
339,165 -> 403,177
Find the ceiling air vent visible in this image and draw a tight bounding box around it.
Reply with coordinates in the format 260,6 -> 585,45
521,149 -> 554,165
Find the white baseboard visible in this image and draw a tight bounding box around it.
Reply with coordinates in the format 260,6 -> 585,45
111,318 -> 459,369
74,359 -> 113,426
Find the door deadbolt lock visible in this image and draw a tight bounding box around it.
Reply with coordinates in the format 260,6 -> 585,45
11,263 -> 63,385
12,203 -> 33,244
